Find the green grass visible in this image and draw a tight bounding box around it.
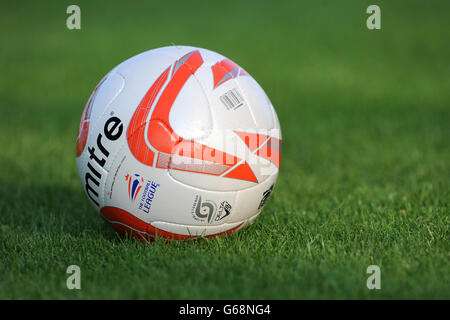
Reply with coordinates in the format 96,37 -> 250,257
0,0 -> 449,299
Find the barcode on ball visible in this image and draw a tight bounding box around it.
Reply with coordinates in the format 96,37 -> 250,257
220,88 -> 244,110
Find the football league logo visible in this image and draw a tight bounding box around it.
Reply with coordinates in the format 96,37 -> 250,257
125,173 -> 144,201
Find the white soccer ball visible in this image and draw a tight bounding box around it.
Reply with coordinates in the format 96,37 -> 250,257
76,46 -> 281,240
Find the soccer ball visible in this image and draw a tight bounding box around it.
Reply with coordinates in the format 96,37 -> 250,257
76,46 -> 281,240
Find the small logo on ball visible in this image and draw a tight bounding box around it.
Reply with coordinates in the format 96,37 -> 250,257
125,173 -> 144,201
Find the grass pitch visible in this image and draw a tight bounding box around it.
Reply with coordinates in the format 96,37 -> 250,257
0,0 -> 449,299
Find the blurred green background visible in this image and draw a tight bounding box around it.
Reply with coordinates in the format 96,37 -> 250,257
0,0 -> 448,299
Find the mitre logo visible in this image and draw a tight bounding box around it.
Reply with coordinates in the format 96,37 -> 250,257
84,116 -> 123,207
216,201 -> 232,221
258,185 -> 274,209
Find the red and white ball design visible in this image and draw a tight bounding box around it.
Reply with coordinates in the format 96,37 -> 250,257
76,46 -> 281,240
